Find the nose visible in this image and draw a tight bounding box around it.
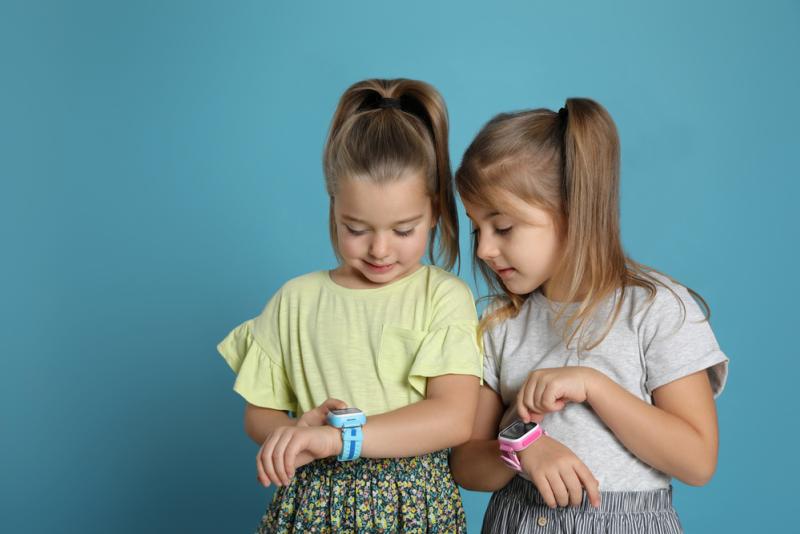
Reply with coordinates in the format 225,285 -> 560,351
369,232 -> 390,260
476,232 -> 499,262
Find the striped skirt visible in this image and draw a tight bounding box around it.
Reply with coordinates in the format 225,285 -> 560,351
257,449 -> 466,533
482,476 -> 682,534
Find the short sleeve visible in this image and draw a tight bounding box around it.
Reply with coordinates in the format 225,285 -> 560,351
480,300 -> 506,395
407,276 -> 483,397
216,293 -> 298,412
639,281 -> 729,398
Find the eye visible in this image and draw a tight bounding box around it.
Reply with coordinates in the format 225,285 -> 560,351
495,226 -> 512,235
394,228 -> 415,237
345,225 -> 368,236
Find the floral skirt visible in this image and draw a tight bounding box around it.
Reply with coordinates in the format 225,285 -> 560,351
256,449 -> 466,533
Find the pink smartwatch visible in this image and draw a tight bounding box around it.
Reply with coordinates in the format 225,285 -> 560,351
498,420 -> 545,471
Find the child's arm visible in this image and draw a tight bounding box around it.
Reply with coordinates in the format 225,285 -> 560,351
257,374 -> 480,486
451,385 -> 601,508
518,367 -> 719,486
245,398 -> 348,443
357,374 -> 480,457
244,404 -> 294,444
449,386 -> 517,491
587,369 -> 719,486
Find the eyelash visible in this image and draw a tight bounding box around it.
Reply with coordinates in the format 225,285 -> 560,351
471,226 -> 512,236
345,226 -> 415,238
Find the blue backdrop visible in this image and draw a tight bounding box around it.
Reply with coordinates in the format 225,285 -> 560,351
2,1 -> 797,532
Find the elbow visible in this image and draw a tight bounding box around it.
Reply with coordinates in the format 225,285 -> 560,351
444,400 -> 478,448
449,447 -> 477,490
678,455 -> 718,487
451,424 -> 474,448
243,411 -> 261,445
449,459 -> 468,488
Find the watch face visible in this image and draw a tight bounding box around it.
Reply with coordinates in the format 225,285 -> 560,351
500,420 -> 538,440
330,408 -> 362,416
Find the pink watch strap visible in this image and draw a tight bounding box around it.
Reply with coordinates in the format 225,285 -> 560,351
499,427 -> 546,472
500,447 -> 523,470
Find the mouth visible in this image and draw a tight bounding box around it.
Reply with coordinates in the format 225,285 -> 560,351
493,266 -> 516,278
364,260 -> 396,274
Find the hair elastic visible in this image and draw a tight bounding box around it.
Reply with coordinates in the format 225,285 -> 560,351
378,97 -> 402,110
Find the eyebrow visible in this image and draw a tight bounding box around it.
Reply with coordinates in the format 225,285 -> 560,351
342,214 -> 424,226
465,211 -> 501,221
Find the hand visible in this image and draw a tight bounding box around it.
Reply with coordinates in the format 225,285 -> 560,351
516,367 -> 598,423
517,435 -> 600,508
256,425 -> 342,488
296,398 -> 348,427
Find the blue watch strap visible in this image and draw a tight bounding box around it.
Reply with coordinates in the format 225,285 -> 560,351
337,425 -> 363,462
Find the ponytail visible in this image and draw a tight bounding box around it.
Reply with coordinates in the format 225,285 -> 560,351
457,97 -> 709,353
323,79 -> 459,271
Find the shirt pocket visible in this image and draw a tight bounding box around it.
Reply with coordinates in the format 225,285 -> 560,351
377,324 -> 426,404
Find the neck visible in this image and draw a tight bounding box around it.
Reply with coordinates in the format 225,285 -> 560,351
541,277 -> 588,303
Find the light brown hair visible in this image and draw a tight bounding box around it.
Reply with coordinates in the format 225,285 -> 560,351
323,78 -> 459,271
456,98 -> 709,351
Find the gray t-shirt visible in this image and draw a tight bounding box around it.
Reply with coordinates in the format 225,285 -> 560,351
483,273 -> 729,491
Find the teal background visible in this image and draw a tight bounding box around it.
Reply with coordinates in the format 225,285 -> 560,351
2,0 -> 797,532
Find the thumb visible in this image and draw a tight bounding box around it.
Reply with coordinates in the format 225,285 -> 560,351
528,412 -> 545,424
322,398 -> 348,413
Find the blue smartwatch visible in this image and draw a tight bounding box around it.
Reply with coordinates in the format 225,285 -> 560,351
326,408 -> 366,462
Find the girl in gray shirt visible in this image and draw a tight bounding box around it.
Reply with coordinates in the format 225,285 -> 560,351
450,99 -> 728,534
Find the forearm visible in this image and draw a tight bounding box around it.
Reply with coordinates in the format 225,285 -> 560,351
244,405 -> 295,445
586,370 -> 717,485
450,439 -> 516,491
358,396 -> 475,458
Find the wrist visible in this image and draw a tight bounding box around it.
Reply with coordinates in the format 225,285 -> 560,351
583,367 -> 605,405
517,433 -> 548,461
324,425 -> 344,457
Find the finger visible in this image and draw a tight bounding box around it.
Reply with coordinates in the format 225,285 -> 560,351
546,471 -> 570,508
532,472 -> 557,509
272,431 -> 294,486
528,411 -> 545,424
516,389 -> 531,423
525,380 -> 542,418
562,468 -> 584,507
542,383 -> 567,412
322,398 -> 348,412
284,440 -> 303,479
261,430 -> 283,487
533,376 -> 549,414
256,443 -> 270,487
575,462 -> 601,508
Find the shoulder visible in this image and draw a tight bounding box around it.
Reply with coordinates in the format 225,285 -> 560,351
425,266 -> 475,302
626,270 -> 707,328
281,270 -> 327,292
254,271 -> 327,322
271,271 -> 328,303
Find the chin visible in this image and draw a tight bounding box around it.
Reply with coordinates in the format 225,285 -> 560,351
503,279 -> 538,296
358,265 -> 403,284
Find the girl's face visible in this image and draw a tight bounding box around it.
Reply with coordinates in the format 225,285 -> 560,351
332,173 -> 435,289
463,195 -> 563,298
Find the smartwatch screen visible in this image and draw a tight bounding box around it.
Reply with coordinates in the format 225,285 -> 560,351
330,408 -> 362,416
501,421 -> 538,440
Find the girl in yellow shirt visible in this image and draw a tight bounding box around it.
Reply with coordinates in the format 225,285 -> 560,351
218,78 -> 482,533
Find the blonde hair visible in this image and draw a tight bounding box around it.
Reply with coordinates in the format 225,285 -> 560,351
456,98 -> 709,352
323,78 -> 459,271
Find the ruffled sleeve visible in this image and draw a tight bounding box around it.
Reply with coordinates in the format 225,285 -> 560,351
407,321 -> 483,397
217,319 -> 298,412
405,274 -> 484,397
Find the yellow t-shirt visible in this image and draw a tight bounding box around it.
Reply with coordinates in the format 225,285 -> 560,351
217,265 -> 483,417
